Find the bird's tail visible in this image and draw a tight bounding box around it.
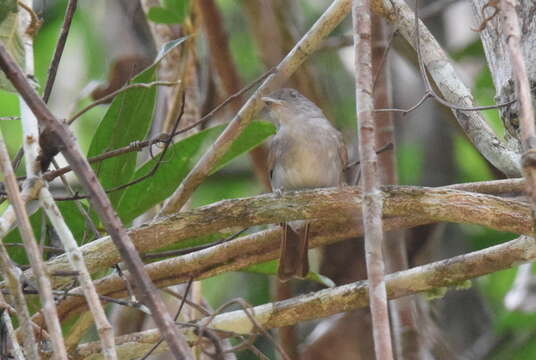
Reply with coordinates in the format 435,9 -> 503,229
278,222 -> 310,281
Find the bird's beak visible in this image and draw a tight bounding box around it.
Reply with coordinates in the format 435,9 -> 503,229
262,96 -> 284,106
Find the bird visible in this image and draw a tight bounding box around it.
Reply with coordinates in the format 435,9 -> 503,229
262,88 -> 347,281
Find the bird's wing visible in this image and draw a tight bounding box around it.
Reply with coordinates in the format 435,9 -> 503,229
267,136 -> 278,191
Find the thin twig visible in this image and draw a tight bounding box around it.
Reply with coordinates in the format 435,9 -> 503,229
352,1 -> 393,358
40,187 -> 118,360
67,81 -> 180,125
0,144 -> 39,360
143,228 -> 247,260
141,277 -> 194,360
12,0 -> 78,171
43,0 -> 78,102
51,158 -> 100,239
0,41 -> 194,360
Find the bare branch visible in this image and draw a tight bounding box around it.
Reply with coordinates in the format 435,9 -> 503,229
23,186 -> 532,327
0,39 -> 192,360
0,152 -> 39,360
499,0 -> 536,208
372,0 -> 521,176
74,234 -> 536,359
353,1 -> 393,358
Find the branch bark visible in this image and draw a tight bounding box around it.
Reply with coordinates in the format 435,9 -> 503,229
0,43 -> 192,360
74,234 -> 536,360
22,186 -> 533,328
373,0 -> 521,176
353,1 -> 393,358
498,0 -> 536,210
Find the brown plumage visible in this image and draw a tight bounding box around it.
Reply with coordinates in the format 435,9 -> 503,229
263,88 -> 347,281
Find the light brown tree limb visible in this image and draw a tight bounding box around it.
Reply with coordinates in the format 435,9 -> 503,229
18,185 -> 532,292
24,186 -> 533,328
73,234 -> 536,360
353,1 -> 393,358
499,0 -> 536,208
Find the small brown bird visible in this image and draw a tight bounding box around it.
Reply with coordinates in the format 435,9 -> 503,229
263,88 -> 347,281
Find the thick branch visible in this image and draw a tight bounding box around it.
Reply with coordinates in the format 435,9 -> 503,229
19,185 -> 532,291
74,234 -> 536,360
23,186 -> 533,327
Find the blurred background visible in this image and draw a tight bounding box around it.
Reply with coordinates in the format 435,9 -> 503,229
1,0 -> 533,359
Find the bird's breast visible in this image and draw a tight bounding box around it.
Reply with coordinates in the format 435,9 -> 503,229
270,128 -> 343,191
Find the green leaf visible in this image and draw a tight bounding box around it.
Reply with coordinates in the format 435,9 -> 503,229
147,7 -> 181,24
0,0 -> 23,92
148,0 -> 190,24
164,0 -> 190,22
244,260 -> 336,287
87,38 -> 187,208
117,121 -> 275,223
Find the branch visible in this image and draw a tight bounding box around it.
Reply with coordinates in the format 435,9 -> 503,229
371,0 -> 521,176
0,144 -> 39,360
0,135 -> 67,358
371,10 -> 420,358
74,234 -> 536,359
16,1 -> 69,356
499,0 -> 536,206
42,0 -> 77,102
353,1 -> 393,358
22,186 -> 533,327
0,41 -> 191,360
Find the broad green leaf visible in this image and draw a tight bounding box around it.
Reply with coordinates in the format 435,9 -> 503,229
164,0 -> 190,22
148,0 -> 189,24
0,0 -> 23,92
244,260 -> 336,287
117,121 -> 275,223
147,7 -> 181,25
87,37 -> 187,208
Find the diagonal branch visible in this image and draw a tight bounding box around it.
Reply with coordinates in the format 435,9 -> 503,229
371,0 -> 520,176
0,44 -> 192,360
499,0 -> 536,209
157,0 -> 353,216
